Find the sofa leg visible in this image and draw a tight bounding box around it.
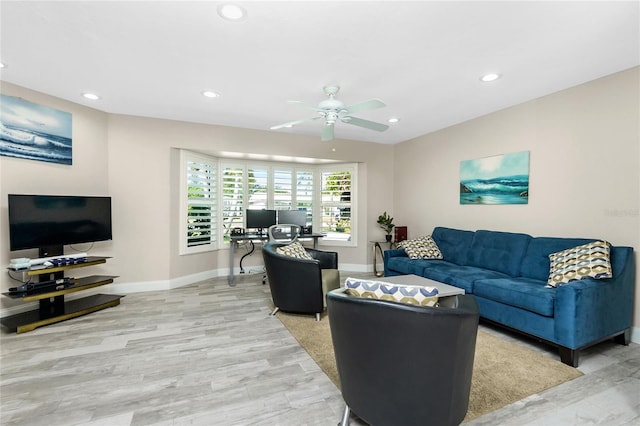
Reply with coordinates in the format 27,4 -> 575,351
339,405 -> 350,426
614,329 -> 631,346
316,313 -> 321,322
270,307 -> 280,316
559,346 -> 579,367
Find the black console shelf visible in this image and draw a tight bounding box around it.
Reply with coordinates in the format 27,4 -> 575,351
2,257 -> 122,333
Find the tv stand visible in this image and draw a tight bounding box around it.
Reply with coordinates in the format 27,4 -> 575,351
1,257 -> 122,333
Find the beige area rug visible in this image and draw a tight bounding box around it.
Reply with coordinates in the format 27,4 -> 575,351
277,311 -> 583,422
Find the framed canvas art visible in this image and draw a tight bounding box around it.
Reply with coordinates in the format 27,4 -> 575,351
460,151 -> 529,205
0,94 -> 72,165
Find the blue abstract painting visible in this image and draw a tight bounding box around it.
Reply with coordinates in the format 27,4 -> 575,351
0,95 -> 72,165
460,151 -> 529,205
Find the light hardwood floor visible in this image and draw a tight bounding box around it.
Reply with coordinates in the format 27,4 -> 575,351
1,273 -> 639,425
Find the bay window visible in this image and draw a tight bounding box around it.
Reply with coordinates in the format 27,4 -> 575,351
181,150 -> 357,252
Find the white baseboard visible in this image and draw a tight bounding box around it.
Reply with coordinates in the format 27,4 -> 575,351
630,326 -> 640,344
106,268 -> 229,294
338,262 -> 370,273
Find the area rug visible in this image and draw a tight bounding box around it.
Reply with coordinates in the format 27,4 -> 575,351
277,311 -> 583,422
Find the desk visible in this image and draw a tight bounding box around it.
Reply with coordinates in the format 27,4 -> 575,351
228,233 -> 324,286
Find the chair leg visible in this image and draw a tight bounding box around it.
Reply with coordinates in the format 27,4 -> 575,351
339,405 -> 350,426
315,312 -> 321,322
270,307 -> 280,316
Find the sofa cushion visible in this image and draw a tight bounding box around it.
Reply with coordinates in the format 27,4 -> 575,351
276,242 -> 313,260
386,257 -> 451,276
432,227 -> 475,265
344,277 -> 439,307
422,264 -> 509,294
520,237 -> 602,281
547,240 -> 612,287
397,235 -> 443,259
466,230 -> 531,276
474,278 -> 556,317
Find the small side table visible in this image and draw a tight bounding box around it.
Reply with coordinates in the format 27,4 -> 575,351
371,240 -> 394,277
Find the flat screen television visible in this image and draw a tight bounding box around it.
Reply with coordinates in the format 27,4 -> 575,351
8,194 -> 113,257
277,209 -> 307,227
245,209 -> 276,233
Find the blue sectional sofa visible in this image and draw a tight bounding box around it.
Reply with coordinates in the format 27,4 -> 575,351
383,226 -> 635,366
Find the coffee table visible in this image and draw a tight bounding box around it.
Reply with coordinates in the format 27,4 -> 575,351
382,274 -> 465,297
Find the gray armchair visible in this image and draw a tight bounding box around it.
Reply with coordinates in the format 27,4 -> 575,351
327,289 -> 479,426
262,241 -> 340,321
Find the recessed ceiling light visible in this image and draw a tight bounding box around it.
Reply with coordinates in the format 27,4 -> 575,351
82,92 -> 100,100
480,73 -> 501,82
0,62 -> 5,69
217,4 -> 247,21
202,90 -> 220,98
388,117 -> 400,123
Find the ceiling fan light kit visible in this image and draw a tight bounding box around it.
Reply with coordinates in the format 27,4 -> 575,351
271,84 -> 390,141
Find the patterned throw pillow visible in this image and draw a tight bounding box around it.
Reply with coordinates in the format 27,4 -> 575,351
276,242 -> 313,260
547,240 -> 613,287
344,277 -> 439,307
397,235 -> 443,260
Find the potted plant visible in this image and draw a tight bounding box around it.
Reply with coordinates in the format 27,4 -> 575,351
377,211 -> 395,242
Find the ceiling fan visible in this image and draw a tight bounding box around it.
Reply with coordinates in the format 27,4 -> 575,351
270,84 -> 389,141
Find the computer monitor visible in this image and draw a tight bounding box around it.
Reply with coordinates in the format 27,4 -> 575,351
277,210 -> 307,228
245,209 -> 276,233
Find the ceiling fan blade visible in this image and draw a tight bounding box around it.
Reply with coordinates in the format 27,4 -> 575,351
288,100 -> 322,111
270,116 -> 320,130
321,123 -> 335,141
342,116 -> 389,132
344,98 -> 386,114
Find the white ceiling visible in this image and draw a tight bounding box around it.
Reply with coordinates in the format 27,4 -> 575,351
1,1 -> 638,144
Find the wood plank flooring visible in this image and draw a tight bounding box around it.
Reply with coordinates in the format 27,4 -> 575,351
1,273 -> 639,425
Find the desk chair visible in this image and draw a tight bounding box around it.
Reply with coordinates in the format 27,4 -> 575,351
268,224 -> 301,243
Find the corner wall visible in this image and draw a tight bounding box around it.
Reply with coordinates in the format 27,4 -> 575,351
393,67 -> 640,337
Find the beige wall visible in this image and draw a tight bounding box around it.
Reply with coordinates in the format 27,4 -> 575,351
1,83 -> 394,312
393,67 -> 640,335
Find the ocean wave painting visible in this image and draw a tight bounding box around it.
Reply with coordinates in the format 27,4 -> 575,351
1,94 -> 72,165
460,151 -> 529,205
